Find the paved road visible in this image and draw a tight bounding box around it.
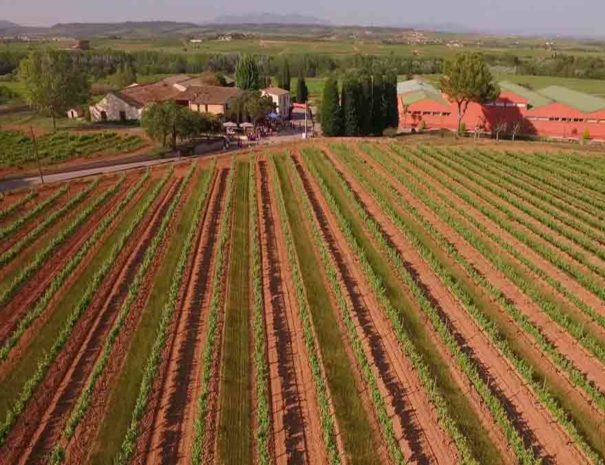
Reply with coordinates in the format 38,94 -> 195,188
0,155 -> 182,192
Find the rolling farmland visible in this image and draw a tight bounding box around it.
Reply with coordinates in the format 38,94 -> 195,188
1,141 -> 605,465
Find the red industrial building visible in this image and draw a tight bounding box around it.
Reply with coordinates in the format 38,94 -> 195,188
398,79 -> 605,140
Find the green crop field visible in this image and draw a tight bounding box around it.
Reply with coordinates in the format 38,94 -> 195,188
1,139 -> 605,465
0,129 -> 146,168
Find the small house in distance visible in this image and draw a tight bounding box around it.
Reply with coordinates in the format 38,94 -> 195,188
175,85 -> 242,116
89,78 -> 182,122
261,87 -> 291,118
66,107 -> 86,119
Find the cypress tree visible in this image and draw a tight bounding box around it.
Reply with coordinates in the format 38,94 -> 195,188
342,76 -> 362,136
296,72 -> 309,103
279,59 -> 291,91
359,74 -> 373,136
235,54 -> 260,90
371,74 -> 385,135
320,76 -> 343,137
385,72 -> 399,129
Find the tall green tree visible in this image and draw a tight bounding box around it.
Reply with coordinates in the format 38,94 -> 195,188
440,52 -> 499,134
227,90 -> 275,125
296,72 -> 309,104
278,59 -> 291,91
320,76 -> 343,137
18,50 -> 89,130
110,63 -> 137,88
359,74 -> 373,136
370,74 -> 385,135
385,72 -> 399,129
342,76 -> 363,136
142,102 -> 219,150
235,54 -> 261,90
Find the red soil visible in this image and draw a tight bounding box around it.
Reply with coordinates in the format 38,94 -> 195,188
136,168 -> 228,465
61,171 -> 192,465
0,177 -> 181,465
323,147 -> 590,465
0,176 -> 134,350
0,185 -> 65,251
405,147 -> 605,327
377,145 -> 605,398
259,158 -> 335,465
292,152 -> 461,465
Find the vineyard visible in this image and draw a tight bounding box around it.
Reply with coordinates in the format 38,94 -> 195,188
0,140 -> 605,465
0,130 -> 147,168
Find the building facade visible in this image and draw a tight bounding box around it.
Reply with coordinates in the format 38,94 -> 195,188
261,87 -> 291,118
398,79 -> 605,140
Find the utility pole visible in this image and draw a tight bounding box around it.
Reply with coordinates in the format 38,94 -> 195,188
30,126 -> 44,184
304,103 -> 308,139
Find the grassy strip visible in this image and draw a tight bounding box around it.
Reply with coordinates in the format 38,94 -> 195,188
191,161 -> 236,465
284,155 -> 407,465
85,165 -> 199,465
269,156 -> 342,465
275,155 -> 384,465
503,150 -> 605,198
218,161 -> 252,465
50,163 -> 214,465
106,165 -> 204,465
346,144 -> 605,463
249,160 -> 273,465
0,172 -> 148,363
0,170 -> 172,446
398,145 -> 605,365
473,149 -> 605,225
303,148 -> 503,465
360,144 -> 605,411
320,146 -> 549,465
0,191 -> 37,221
500,150 -> 605,213
0,178 -> 99,268
432,146 -> 605,292
0,185 -> 67,241
0,177 -> 121,308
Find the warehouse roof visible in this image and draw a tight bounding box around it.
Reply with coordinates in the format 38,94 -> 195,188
499,81 -> 553,108
537,85 -> 605,113
400,89 -> 448,107
397,79 -> 440,96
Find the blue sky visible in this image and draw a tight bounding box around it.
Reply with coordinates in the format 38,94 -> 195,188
0,0 -> 603,36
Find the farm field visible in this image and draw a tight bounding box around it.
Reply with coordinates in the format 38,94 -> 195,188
1,139 -> 605,465
0,129 -> 148,171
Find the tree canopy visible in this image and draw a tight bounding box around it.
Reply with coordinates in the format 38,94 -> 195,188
440,52 -> 500,134
235,54 -> 261,90
142,102 -> 220,150
320,76 -> 343,137
227,90 -> 275,125
278,59 -> 291,91
18,50 -> 90,129
296,72 -> 309,104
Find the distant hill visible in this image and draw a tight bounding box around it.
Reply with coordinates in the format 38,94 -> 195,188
0,20 -> 23,33
212,13 -> 330,26
48,21 -> 201,38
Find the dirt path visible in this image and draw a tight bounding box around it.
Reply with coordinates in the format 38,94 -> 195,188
376,145 -> 605,396
137,168 -> 228,465
0,176 -> 135,349
323,147 -> 590,465
259,159 -> 330,465
292,153 -> 460,465
59,169 -> 191,465
0,177 -> 181,465
429,148 -> 605,301
0,185 -> 65,253
405,147 -> 605,323
0,178 -> 100,280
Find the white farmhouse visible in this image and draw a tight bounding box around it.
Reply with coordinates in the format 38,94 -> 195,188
261,86 -> 291,118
